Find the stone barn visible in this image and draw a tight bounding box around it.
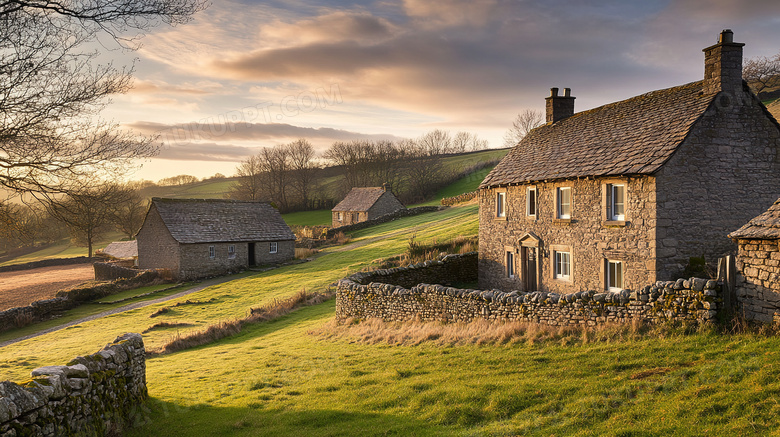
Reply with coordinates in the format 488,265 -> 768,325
729,198 -> 780,323
136,198 -> 295,280
478,30 -> 780,294
332,186 -> 405,227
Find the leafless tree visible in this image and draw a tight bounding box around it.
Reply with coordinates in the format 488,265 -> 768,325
259,145 -> 291,211
453,131 -> 489,152
158,175 -> 199,186
503,109 -> 544,147
287,139 -> 320,209
45,183 -> 132,257
228,155 -> 265,201
417,129 -> 452,155
0,0 -> 207,195
401,138 -> 448,203
743,51 -> 780,95
110,183 -> 148,238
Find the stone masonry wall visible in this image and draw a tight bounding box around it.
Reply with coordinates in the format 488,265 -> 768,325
337,253 -> 721,326
136,205 -> 180,274
366,191 -> 406,220
654,88 -> 780,278
0,333 -> 147,436
735,238 -> 780,323
479,177 -> 657,294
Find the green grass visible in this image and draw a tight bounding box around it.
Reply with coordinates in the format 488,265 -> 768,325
4,201 -> 780,435
0,231 -> 125,266
281,210 -> 332,227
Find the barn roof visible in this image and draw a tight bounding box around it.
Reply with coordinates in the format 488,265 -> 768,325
332,187 -> 393,212
480,80 -> 718,188
729,198 -> 780,240
101,240 -> 138,259
149,198 -> 295,244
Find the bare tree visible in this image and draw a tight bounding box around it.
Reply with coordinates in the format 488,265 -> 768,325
743,52 -> 780,95
110,184 -> 148,238
503,109 -> 544,147
287,139 -> 320,209
228,155 -> 265,201
0,0 -> 207,195
417,129 -> 452,155
158,175 -> 199,186
401,139 -> 448,203
46,184 -> 132,257
259,145 -> 291,211
453,132 -> 489,152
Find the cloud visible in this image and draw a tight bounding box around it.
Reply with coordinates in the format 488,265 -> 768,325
259,11 -> 398,46
156,142 -> 256,161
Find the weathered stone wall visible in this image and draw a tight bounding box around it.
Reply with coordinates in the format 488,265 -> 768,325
348,252 -> 478,289
254,240 -> 295,266
735,238 -> 780,323
366,191 -> 406,220
93,261 -> 139,281
137,204 -> 180,274
0,333 -> 147,436
178,242 -> 249,280
654,88 -> 780,278
327,206 -> 441,238
337,254 -> 721,326
479,177 -> 657,294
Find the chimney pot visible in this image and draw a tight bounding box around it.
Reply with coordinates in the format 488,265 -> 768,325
719,29 -> 733,43
563,88 -> 571,97
545,87 -> 575,124
550,87 -> 559,97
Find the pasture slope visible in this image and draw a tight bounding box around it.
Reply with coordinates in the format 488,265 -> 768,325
2,204 -> 780,435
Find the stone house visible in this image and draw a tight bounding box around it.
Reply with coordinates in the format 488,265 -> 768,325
479,30 -> 780,294
136,198 -> 295,280
332,186 -> 406,227
729,198 -> 780,323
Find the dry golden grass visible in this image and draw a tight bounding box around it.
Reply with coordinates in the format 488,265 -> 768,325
333,231 -> 352,245
311,316 -> 704,347
295,247 -> 319,259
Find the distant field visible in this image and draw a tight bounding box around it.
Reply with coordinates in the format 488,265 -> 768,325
0,264 -> 94,311
281,209 -> 332,227
0,232 -> 124,267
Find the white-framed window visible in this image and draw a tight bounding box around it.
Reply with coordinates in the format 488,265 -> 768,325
270,242 -> 278,254
228,245 -> 236,259
557,187 -> 571,219
208,245 -> 215,259
496,192 -> 506,218
607,183 -> 625,221
554,251 -> 571,280
607,260 -> 624,292
526,186 -> 537,217
506,251 -> 515,278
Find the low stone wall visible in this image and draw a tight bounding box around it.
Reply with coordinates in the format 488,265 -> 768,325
0,333 -> 147,436
348,252 -> 478,289
336,254 -> 721,325
94,261 -> 141,281
441,191 -> 477,206
0,270 -> 163,333
0,257 -> 93,273
326,206 -> 442,238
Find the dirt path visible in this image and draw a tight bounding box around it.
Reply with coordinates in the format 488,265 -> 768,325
0,228 -> 416,347
0,276 -> 237,348
0,264 -> 95,311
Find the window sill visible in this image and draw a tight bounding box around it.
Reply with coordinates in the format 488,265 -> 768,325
494,216 -> 508,222
602,220 -> 628,228
554,277 -> 572,283
553,218 -> 572,225
525,215 -> 537,221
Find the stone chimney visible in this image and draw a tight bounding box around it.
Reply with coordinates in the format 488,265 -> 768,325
545,87 -> 575,124
703,29 -> 745,95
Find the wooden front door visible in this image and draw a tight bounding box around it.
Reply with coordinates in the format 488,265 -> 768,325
522,246 -> 537,292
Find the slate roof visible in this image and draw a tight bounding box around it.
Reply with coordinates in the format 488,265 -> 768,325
149,198 -> 295,244
101,241 -> 138,259
480,80 -> 717,188
729,198 -> 780,240
332,187 -> 390,212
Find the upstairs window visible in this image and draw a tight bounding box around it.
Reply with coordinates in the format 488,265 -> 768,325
607,260 -> 624,292
228,245 -> 236,259
557,187 -> 571,219
270,242 -> 278,254
496,192 -> 506,218
554,251 -> 571,280
607,183 -> 625,221
208,245 -> 215,259
526,187 -> 537,217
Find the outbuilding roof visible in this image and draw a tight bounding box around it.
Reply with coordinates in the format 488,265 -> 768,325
101,240 -> 138,259
480,80 -> 718,188
332,187 -> 395,212
729,198 -> 780,240
148,198 -> 295,244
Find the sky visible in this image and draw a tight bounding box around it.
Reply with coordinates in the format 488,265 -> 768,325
101,0 -> 780,182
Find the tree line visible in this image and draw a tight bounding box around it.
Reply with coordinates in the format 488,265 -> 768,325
227,129 -> 491,210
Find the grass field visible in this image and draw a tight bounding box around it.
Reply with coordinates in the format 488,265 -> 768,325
0,231 -> 125,267
3,202 -> 780,435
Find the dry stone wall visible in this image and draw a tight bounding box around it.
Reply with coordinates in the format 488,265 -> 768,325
337,253 -> 721,326
0,333 -> 147,436
735,239 -> 780,323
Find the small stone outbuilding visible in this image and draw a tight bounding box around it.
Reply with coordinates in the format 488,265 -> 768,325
100,240 -> 138,265
332,186 -> 405,227
136,198 -> 295,280
478,30 -> 780,294
729,198 -> 780,323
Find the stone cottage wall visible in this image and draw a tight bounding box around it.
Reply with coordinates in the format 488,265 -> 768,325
178,242 -> 249,280
735,238 -> 780,323
0,333 -> 147,436
654,89 -> 780,278
136,205 -> 180,274
254,240 -> 295,265
366,191 -> 406,220
479,176 -> 657,294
